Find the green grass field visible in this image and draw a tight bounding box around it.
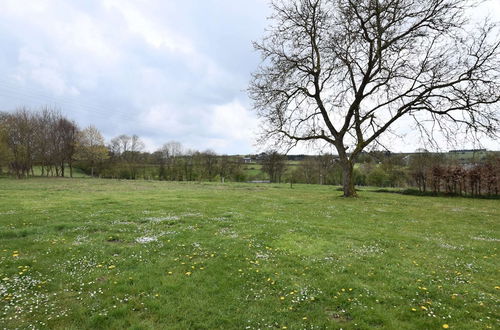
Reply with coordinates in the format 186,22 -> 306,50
0,178 -> 498,329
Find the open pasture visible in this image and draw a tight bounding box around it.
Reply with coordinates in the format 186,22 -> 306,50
0,178 -> 498,329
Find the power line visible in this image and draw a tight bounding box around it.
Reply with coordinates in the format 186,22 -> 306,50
0,80 -> 138,122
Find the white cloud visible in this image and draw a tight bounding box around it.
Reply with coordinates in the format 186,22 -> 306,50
15,47 -> 80,96
101,0 -> 225,79
140,104 -> 194,136
103,0 -> 194,54
136,100 -> 258,153
209,100 -> 258,141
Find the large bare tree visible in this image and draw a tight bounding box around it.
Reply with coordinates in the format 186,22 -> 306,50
249,0 -> 500,196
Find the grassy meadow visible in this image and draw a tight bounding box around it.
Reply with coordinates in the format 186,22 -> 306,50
0,178 -> 498,329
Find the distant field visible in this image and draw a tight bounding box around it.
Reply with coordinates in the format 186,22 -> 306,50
446,151 -> 498,161
242,164 -> 266,180
0,178 -> 498,329
30,166 -> 90,178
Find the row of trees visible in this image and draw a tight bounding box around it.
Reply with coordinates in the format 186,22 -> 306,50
99,144 -> 246,182
261,151 -> 499,197
263,152 -> 408,187
0,108 -> 247,182
408,153 -> 499,196
1,108 -> 498,196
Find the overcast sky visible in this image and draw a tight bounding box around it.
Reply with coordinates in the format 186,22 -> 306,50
0,0 -> 498,154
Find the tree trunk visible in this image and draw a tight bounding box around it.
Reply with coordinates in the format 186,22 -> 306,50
340,159 -> 357,197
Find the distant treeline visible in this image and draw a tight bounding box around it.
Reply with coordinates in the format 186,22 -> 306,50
1,107 -> 499,197
288,151 -> 499,197
0,108 -> 246,182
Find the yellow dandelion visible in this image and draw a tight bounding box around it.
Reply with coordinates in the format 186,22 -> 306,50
442,324 -> 449,329
302,317 -> 307,320
12,253 -> 19,257
420,306 -> 427,310
280,296 -> 285,300
411,308 -> 417,312
167,271 -> 173,275
185,271 -> 191,276
108,265 -> 116,269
